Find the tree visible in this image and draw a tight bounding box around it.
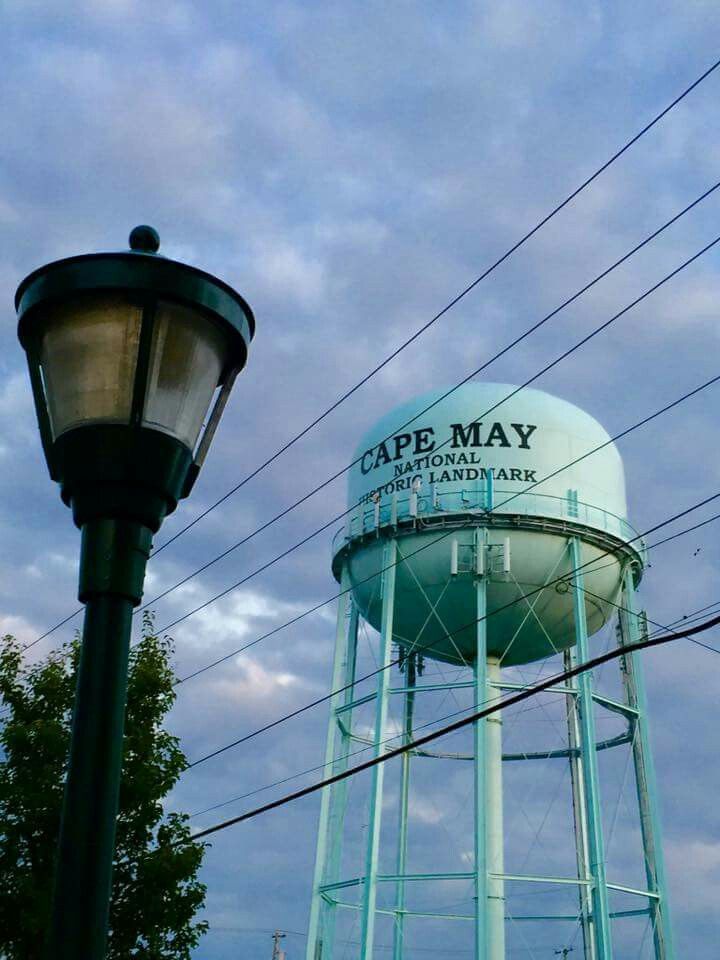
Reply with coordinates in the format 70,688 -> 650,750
0,614 -> 208,959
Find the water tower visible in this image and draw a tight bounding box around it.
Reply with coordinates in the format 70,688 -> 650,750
306,383 -> 673,960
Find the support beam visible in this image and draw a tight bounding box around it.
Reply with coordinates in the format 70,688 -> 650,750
360,539 -> 397,960
473,574 -> 488,960
474,526 -> 505,960
323,600 -> 360,956
570,537 -> 613,960
486,656 -> 505,960
619,568 -> 675,960
393,654 -> 417,960
306,567 -> 354,960
564,646 -> 596,960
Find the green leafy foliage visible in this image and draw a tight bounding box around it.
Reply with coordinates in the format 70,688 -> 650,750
0,615 -> 207,959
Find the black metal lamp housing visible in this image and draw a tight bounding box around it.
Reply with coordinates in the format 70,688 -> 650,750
15,225 -> 255,535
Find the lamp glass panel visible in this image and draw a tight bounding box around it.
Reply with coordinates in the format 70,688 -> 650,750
39,295 -> 143,438
142,300 -> 227,450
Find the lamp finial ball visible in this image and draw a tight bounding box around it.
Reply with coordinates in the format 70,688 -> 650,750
129,225 -> 160,253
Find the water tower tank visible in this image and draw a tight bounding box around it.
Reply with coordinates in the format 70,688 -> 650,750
331,382 -> 643,666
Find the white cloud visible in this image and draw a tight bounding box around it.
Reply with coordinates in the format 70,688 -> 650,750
0,614 -> 38,647
2,5 -> 720,954
251,237 -> 327,310
666,838 -> 720,914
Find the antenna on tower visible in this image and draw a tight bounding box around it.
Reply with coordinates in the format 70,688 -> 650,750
271,929 -> 286,960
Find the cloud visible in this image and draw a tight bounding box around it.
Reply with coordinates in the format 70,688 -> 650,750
666,839 -> 720,914
2,3 -> 720,956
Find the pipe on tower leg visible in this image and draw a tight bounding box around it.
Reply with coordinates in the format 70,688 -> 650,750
360,539 -> 397,960
305,565 -> 354,960
393,654 -> 416,960
564,646 -> 597,960
323,601 -> 360,956
474,571 -> 505,959
473,575 -> 488,960
619,568 -> 675,960
569,537 -> 613,960
486,656 -> 506,960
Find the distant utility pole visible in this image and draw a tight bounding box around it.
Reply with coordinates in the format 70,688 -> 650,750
554,949 -> 574,958
272,930 -> 287,960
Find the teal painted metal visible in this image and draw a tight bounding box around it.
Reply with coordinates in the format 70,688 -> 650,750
564,645 -> 596,960
322,600 -> 360,956
619,568 -> 675,960
390,680 -> 476,694
392,655 -> 416,960
309,384 -> 674,958
474,572 -> 488,960
305,567 -> 353,960
334,383 -> 645,667
307,546 -> 674,957
345,384 -> 630,526
359,540 -> 397,960
486,657 -> 505,959
570,537 -> 613,960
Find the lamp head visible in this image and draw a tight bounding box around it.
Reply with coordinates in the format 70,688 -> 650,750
15,227 -> 255,531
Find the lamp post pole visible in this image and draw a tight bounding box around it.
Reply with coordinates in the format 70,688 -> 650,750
48,520 -> 151,957
15,226 -> 255,960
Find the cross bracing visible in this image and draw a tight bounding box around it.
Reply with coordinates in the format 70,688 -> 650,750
305,529 -> 674,960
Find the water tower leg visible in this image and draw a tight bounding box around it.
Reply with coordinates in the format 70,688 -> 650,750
563,647 -> 596,960
473,577 -> 488,960
618,569 -> 675,960
393,655 -> 417,960
324,601 -> 360,956
360,539 -> 398,960
486,656 -> 505,960
473,578 -> 505,959
569,537 -> 613,960
305,566 -> 357,960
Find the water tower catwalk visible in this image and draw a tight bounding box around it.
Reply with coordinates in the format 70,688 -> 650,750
306,383 -> 673,960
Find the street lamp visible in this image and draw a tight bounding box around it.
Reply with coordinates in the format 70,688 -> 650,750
15,225 -> 255,959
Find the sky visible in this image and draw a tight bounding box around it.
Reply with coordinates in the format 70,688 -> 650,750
1,1 -> 720,957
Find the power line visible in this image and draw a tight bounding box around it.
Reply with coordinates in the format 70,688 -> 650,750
21,58 -> 720,654
183,493 -> 720,771
186,592 -> 719,822
210,925 -> 475,955
647,511 -> 720,549
139,187 -> 720,623
6,490 -> 713,731
187,610 -> 720,841
162,361 -> 720,651
188,693 -> 565,820
24,175 -> 720,653
150,56 -> 720,558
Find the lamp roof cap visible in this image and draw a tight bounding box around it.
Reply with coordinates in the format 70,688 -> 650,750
15,226 -> 256,346
128,224 -> 161,253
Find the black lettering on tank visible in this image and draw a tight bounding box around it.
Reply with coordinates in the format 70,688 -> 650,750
484,422 -> 511,447
511,423 -> 537,449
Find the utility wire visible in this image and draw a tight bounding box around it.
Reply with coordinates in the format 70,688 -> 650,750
164,360 -> 720,645
647,511 -> 720,549
188,592 -> 718,821
139,186 -> 720,620
7,493 -> 714,731
183,493 -> 720,770
152,57 -> 720,558
156,238 -> 720,641
187,611 -> 720,841
189,689 -> 570,820
25,176 -> 720,652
